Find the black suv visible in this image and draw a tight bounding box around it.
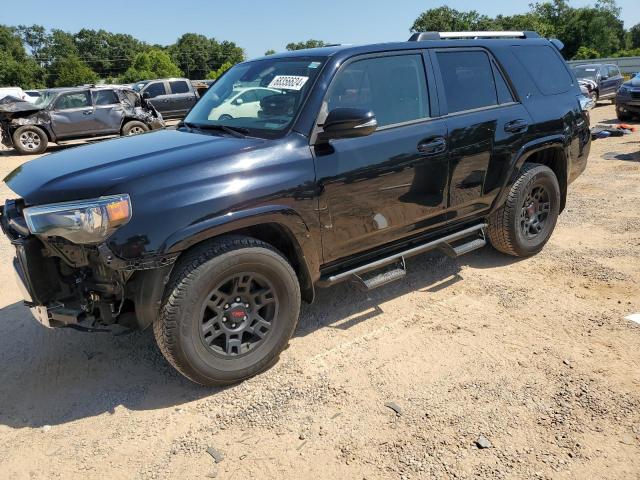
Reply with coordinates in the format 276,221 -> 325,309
1,31 -> 590,386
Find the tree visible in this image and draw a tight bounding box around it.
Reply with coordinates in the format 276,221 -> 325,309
73,29 -> 148,79
264,49 -> 276,56
0,25 -> 45,88
411,6 -> 495,32
286,40 -> 328,51
50,55 -> 98,87
573,46 -> 601,59
629,23 -> 640,49
169,34 -> 244,79
120,49 -> 182,83
206,61 -> 233,80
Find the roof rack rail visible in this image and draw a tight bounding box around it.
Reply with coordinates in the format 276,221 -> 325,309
408,31 -> 540,41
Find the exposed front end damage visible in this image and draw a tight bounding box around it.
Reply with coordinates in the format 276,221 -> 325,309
0,98 -> 49,148
1,198 -> 175,332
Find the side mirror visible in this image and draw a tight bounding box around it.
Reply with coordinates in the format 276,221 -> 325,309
235,98 -> 244,105
142,91 -> 151,100
317,108 -> 377,143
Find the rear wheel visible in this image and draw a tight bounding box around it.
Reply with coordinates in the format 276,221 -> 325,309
154,236 -> 301,386
487,163 -> 560,257
616,108 -> 633,122
122,120 -> 149,136
12,125 -> 48,154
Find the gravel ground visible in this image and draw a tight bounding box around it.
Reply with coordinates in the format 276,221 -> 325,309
0,105 -> 638,479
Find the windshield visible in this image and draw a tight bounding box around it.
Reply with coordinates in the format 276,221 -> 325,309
132,82 -> 148,92
184,57 -> 325,138
572,66 -> 599,81
33,90 -> 58,107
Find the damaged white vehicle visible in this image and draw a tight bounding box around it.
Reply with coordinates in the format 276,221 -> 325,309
0,86 -> 165,155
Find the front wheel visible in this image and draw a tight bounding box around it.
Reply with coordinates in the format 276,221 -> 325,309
487,163 -> 560,257
122,120 -> 149,136
154,236 -> 301,386
12,125 -> 48,154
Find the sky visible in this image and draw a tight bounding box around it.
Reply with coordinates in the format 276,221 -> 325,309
1,0 -> 639,59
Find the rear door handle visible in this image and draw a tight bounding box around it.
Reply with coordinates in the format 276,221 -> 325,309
504,119 -> 528,133
417,136 -> 447,156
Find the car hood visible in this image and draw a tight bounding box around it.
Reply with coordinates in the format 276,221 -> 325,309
4,129 -> 269,205
623,77 -> 640,88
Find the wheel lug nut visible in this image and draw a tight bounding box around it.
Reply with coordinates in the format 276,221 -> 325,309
245,303 -> 249,308
222,317 -> 227,322
231,323 -> 236,328
224,304 -> 229,309
243,315 -> 247,321
235,297 -> 241,302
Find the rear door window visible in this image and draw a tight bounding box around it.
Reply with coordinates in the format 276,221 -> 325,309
512,45 -> 574,95
144,82 -> 167,98
92,90 -> 119,106
436,50 -> 500,113
325,54 -> 429,127
169,80 -> 190,94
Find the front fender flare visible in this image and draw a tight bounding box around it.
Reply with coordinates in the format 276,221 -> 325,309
161,204 -> 321,301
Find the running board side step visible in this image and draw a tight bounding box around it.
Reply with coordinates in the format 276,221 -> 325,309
318,223 -> 487,290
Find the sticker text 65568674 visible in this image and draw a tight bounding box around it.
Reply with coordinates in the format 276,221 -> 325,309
268,75 -> 309,91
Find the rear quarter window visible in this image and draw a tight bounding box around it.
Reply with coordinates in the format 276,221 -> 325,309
512,45 -> 574,95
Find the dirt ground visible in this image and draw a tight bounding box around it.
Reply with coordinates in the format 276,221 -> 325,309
0,105 -> 638,480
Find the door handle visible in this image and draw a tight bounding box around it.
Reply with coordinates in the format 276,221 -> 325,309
417,136 -> 447,156
504,119 -> 528,133
83,110 -> 93,115
162,99 -> 170,103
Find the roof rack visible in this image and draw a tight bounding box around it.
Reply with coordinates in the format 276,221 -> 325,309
408,31 -> 540,41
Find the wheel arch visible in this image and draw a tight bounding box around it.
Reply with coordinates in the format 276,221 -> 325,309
162,206 -> 321,304
494,137 -> 568,214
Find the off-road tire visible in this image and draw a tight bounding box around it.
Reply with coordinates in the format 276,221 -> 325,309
12,125 -> 48,155
154,235 -> 301,386
122,120 -> 149,136
487,163 -> 560,257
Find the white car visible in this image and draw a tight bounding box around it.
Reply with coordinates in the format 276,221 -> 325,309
0,87 -> 29,102
208,87 -> 282,121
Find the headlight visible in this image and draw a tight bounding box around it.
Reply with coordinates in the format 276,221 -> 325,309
23,194 -> 132,244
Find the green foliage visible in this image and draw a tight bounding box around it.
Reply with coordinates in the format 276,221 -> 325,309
0,25 -> 45,88
411,0 -> 630,60
411,6 -> 495,32
264,49 -> 277,56
169,34 -> 244,79
120,49 -> 182,83
50,55 -> 98,87
73,29 -> 149,78
612,48 -> 640,58
286,40 -> 328,51
629,24 -> 640,48
206,61 -> 233,80
573,45 -> 601,59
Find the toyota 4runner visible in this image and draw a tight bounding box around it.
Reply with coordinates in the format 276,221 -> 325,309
1,31 -> 591,386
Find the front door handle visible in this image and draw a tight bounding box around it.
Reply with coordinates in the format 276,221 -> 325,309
83,110 -> 93,115
417,136 -> 447,156
504,119 -> 528,133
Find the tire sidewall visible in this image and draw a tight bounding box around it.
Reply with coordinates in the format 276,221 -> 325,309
511,167 -> 560,255
122,121 -> 149,136
13,126 -> 47,154
174,248 -> 299,383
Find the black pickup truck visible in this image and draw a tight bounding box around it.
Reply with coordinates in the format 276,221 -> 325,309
1,31 -> 591,386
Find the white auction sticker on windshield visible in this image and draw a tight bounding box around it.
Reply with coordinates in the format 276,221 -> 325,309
268,75 -> 309,90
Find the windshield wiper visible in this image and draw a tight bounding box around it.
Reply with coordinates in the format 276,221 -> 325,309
183,121 -> 249,139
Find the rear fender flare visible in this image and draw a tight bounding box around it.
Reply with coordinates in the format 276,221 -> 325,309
491,135 -> 568,214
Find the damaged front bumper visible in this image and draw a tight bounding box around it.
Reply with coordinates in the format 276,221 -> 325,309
1,199 -> 175,332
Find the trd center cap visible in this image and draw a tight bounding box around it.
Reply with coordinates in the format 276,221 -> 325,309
227,306 -> 248,326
